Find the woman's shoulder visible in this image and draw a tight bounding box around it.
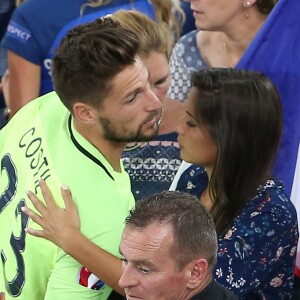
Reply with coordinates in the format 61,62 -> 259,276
172,29 -> 199,56
254,179 -> 294,207
239,179 -> 297,224
177,29 -> 199,44
6,0 -> 83,43
12,0 -> 67,20
175,165 -> 208,197
182,164 -> 207,179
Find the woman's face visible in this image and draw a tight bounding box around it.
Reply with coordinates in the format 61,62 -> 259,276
185,0 -> 246,31
142,52 -> 171,103
177,87 -> 217,170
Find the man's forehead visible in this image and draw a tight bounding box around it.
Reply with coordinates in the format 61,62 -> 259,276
108,56 -> 148,96
120,223 -> 173,256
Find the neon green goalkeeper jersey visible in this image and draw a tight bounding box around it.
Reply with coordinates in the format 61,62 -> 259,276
0,92 -> 135,300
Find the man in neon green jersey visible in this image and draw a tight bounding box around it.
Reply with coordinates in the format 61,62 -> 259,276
0,17 -> 161,300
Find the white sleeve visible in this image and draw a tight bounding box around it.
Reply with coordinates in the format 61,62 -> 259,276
169,161 -> 192,191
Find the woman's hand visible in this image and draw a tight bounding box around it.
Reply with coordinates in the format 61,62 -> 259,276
21,178 -> 80,250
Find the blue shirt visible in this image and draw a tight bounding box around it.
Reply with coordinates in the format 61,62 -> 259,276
176,165 -> 298,299
2,0 -> 155,95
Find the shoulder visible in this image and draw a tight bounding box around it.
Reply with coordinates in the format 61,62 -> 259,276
178,29 -> 199,44
192,280 -> 237,300
229,179 -> 298,239
3,0 -> 76,47
212,281 -> 238,300
176,165 -> 208,197
170,29 -> 206,70
249,179 -> 297,219
3,0 -> 44,39
180,165 -> 207,181
1,92 -> 68,141
172,30 -> 199,56
174,29 -> 198,46
10,0 -> 62,21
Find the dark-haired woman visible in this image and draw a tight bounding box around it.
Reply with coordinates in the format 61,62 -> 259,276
171,67 -> 298,299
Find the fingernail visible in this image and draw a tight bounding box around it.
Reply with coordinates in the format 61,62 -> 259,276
61,184 -> 69,191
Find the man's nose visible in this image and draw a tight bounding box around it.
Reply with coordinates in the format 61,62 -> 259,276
146,88 -> 162,111
118,264 -> 138,289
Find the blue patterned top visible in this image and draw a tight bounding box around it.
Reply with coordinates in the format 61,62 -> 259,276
122,132 -> 182,201
168,30 -> 207,102
175,165 -> 298,299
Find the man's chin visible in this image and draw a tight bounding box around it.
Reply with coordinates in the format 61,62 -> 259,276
138,129 -> 159,142
125,293 -> 144,300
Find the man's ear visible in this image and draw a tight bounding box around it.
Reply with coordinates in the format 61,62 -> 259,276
186,259 -> 209,289
73,102 -> 96,123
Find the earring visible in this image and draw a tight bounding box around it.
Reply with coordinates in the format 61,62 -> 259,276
244,1 -> 251,7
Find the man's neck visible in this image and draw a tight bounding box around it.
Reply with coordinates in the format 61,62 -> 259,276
73,119 -> 126,173
187,274 -> 213,300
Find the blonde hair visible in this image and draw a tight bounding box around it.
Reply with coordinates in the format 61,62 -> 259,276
151,0 -> 185,41
113,10 -> 173,59
81,0 -> 184,41
15,0 -> 25,6
80,0 -> 112,15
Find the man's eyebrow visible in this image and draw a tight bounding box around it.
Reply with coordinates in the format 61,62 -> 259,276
124,70 -> 150,99
124,87 -> 143,99
118,247 -> 155,267
156,74 -> 169,83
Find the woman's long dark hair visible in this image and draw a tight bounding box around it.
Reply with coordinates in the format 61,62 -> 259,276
190,68 -> 282,236
256,0 -> 278,14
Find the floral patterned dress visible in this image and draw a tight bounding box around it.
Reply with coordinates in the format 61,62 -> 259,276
175,165 -> 299,299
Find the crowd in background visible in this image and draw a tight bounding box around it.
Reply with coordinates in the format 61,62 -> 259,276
0,1 -> 299,300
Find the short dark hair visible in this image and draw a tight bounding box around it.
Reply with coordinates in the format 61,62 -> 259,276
190,68 -> 282,236
52,17 -> 139,112
125,191 -> 218,271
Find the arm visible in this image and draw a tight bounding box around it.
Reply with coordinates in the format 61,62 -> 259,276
22,179 -> 124,296
7,50 -> 41,117
1,69 -> 9,110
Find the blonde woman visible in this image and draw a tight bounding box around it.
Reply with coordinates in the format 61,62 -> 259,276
168,0 -> 278,102
115,10 -> 184,200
